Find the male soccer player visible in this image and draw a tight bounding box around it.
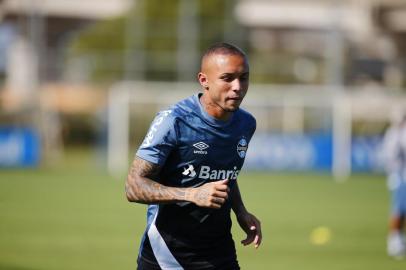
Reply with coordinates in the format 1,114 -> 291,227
384,111 -> 406,259
125,42 -> 262,269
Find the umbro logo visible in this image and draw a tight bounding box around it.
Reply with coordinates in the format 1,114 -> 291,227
193,142 -> 209,150
182,164 -> 196,177
193,142 -> 209,154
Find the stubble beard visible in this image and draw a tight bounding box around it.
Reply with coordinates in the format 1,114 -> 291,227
215,100 -> 240,113
224,107 -> 239,112
202,95 -> 241,116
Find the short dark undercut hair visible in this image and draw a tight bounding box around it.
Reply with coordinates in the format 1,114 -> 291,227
202,42 -> 247,62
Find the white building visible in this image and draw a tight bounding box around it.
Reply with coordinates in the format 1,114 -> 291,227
0,0 -> 132,84
235,0 -> 406,86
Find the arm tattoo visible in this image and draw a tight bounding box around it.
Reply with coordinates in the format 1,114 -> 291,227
194,189 -> 210,205
130,157 -> 159,178
126,157 -> 187,204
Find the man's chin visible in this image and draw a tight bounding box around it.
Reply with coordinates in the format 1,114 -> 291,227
225,106 -> 240,112
225,100 -> 243,112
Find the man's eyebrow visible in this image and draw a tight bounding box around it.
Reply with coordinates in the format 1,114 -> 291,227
220,73 -> 233,77
220,71 -> 250,76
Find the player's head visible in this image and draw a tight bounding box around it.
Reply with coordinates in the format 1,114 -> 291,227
198,42 -> 249,114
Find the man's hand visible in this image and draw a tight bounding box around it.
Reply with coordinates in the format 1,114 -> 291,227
188,179 -> 230,209
237,211 -> 262,249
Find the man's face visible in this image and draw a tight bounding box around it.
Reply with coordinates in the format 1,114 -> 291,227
199,53 -> 249,112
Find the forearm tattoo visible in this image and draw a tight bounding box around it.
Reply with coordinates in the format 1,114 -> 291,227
194,189 -> 210,205
126,157 -> 187,203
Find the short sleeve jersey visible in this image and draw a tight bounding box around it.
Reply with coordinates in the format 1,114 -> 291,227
136,93 -> 256,270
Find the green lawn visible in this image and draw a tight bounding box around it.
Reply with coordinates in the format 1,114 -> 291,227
0,149 -> 405,270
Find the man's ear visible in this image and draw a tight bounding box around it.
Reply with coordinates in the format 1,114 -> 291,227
198,72 -> 209,90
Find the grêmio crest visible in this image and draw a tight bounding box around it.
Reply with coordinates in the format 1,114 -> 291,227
237,137 -> 248,158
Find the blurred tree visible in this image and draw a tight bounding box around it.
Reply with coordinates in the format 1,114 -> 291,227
66,0 -> 242,84
67,17 -> 127,82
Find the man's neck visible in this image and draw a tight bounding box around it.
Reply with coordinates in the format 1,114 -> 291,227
199,93 -> 232,121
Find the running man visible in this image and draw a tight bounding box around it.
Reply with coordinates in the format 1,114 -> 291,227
126,42 -> 262,269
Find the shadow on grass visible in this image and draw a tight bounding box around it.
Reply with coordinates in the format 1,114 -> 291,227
0,264 -> 38,270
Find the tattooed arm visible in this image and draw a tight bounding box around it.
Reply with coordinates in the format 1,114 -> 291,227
125,157 -> 230,208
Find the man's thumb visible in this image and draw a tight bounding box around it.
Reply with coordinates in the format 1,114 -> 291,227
220,179 -> 229,184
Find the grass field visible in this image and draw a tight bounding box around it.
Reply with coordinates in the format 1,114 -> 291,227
1,149 -> 405,270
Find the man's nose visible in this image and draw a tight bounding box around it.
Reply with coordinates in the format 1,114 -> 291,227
231,78 -> 242,91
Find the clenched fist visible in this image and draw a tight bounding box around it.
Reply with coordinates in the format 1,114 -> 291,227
187,179 -> 230,209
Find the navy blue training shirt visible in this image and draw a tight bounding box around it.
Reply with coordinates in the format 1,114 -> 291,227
136,93 -> 256,270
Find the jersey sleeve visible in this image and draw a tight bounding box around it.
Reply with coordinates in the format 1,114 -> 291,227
136,110 -> 177,166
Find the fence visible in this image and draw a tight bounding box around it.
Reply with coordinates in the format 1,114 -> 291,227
107,81 -> 406,180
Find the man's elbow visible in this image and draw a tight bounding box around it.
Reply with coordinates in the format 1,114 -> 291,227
125,180 -> 142,203
125,190 -> 136,202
